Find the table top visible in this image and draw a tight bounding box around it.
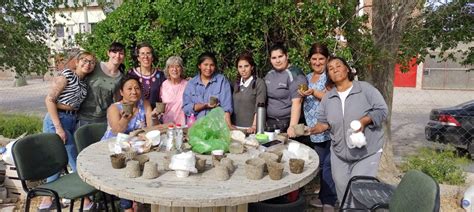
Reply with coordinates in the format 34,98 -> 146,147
77,139 -> 319,207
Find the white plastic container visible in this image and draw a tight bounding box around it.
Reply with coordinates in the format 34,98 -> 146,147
462,184 -> 474,211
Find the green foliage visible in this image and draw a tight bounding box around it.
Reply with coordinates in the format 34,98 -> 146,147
398,0 -> 473,67
0,113 -> 42,138
0,1 -> 52,77
401,147 -> 468,185
77,0 -> 367,80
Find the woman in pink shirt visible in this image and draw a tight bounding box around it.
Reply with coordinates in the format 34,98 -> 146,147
160,56 -> 188,125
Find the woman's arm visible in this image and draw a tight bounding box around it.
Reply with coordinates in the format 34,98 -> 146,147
287,97 -> 303,138
107,104 -> 133,134
45,76 -> 68,143
306,122 -> 330,135
144,100 -> 154,127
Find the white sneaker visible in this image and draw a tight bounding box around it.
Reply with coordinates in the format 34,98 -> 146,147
62,199 -> 71,205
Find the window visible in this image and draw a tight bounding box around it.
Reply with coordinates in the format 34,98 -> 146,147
55,24 -> 65,38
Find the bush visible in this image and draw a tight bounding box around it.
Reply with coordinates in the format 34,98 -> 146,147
76,1 -> 364,80
401,147 -> 468,185
0,113 -> 42,138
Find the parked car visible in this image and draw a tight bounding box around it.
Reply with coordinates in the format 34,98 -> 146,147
425,100 -> 474,157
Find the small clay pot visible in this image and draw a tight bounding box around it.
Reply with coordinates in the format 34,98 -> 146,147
214,165 -> 230,181
163,156 -> 172,171
142,161 -> 159,179
245,158 -> 265,180
275,133 -> 289,143
298,84 -> 308,92
155,102 -> 166,114
229,142 -> 244,154
124,151 -> 138,161
267,161 -> 284,180
110,153 -> 126,169
293,124 -> 305,137
133,154 -> 150,171
209,96 -> 218,106
122,102 -> 134,115
258,152 -> 279,172
195,157 -> 207,173
212,154 -> 226,167
268,150 -> 283,163
125,160 -> 141,178
219,158 -> 235,173
289,158 -> 305,174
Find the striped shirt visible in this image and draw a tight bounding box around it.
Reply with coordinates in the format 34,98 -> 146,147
57,69 -> 87,110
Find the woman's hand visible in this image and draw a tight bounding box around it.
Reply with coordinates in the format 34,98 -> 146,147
297,88 -> 314,97
287,126 -> 296,138
55,127 -> 67,144
247,125 -> 256,134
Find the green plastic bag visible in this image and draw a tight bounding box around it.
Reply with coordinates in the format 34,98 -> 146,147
188,108 -> 230,154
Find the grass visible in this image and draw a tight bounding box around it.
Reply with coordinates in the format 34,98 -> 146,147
0,113 -> 42,138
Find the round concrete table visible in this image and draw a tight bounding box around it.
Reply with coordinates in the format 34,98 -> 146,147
77,139 -> 319,212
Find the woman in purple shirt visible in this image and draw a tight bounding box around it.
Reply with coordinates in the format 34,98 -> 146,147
182,52 -> 233,128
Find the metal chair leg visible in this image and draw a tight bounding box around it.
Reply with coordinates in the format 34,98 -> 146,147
69,200 -> 74,212
79,197 -> 85,211
101,192 -> 109,211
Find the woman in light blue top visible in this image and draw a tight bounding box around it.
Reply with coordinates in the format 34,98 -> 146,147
299,43 -> 336,208
182,52 -> 233,128
102,76 -> 153,140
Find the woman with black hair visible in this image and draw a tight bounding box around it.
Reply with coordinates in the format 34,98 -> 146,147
231,53 -> 267,134
305,56 -> 388,208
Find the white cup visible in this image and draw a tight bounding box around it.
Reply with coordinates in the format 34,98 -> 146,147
116,133 -> 130,143
264,131 -> 275,141
176,170 -> 190,178
211,149 -> 224,156
145,130 -> 161,146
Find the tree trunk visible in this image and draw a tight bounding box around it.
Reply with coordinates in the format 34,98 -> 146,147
368,0 -> 419,183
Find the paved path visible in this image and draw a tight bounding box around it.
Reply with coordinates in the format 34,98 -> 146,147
1,79 -> 473,170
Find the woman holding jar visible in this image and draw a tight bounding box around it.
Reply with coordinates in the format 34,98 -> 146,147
182,52 -> 233,128
127,42 -> 166,109
160,56 -> 188,126
305,56 -> 388,208
101,76 -> 154,140
231,53 -> 267,133
264,43 -> 307,137
298,43 -> 337,210
39,52 -> 96,211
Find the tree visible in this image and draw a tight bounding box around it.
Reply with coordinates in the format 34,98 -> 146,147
0,1 -> 52,86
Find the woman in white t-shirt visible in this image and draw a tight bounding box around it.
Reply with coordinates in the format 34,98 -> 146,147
305,56 -> 388,208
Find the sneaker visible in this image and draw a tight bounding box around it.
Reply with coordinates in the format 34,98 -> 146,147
322,204 -> 335,212
309,198 -> 323,208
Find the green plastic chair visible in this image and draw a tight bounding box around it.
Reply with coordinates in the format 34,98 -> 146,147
340,170 -> 440,212
74,122 -> 107,153
74,123 -> 116,212
12,133 -> 97,212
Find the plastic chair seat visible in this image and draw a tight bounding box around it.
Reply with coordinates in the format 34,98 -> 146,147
37,173 -> 96,200
351,181 -> 396,209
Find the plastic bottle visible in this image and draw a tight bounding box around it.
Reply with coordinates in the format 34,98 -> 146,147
187,114 -> 196,127
175,124 -> 183,151
166,124 -> 175,151
256,102 -> 266,134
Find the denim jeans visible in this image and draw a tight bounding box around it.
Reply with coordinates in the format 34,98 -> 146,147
43,112 -> 78,183
313,140 -> 337,206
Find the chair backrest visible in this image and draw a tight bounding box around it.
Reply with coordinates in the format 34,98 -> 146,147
12,133 -> 68,181
389,170 -> 440,212
74,122 -> 107,153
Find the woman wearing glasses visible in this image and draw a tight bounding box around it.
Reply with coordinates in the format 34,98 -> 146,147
39,52 -> 97,211
127,42 -> 166,109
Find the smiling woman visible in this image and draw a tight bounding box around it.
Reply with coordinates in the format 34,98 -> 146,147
182,52 -> 233,129
128,42 -> 166,109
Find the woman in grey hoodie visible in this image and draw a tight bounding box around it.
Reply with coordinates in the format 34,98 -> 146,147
305,56 -> 388,207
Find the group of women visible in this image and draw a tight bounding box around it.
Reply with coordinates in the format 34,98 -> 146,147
41,41 -> 387,211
